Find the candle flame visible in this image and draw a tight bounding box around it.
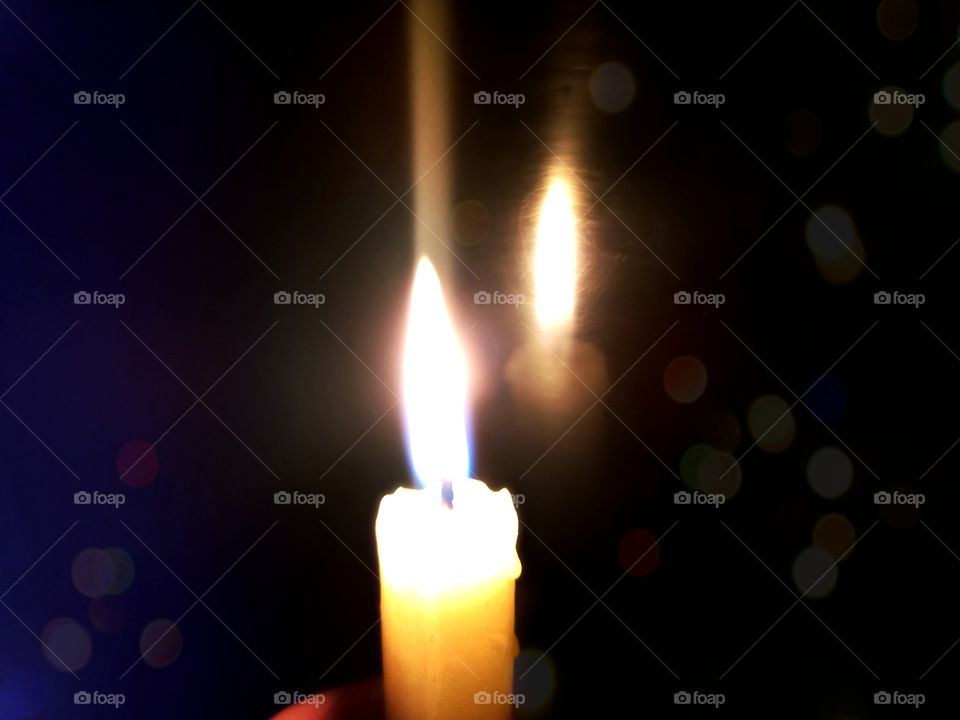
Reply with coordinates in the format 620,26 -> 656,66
534,178 -> 577,329
402,257 -> 470,489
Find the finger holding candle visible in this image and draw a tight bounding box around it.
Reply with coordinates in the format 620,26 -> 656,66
270,679 -> 384,720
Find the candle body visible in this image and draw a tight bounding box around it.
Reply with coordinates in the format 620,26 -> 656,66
377,479 -> 521,720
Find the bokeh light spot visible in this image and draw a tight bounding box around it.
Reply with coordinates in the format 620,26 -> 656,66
117,440 -> 159,488
513,649 -> 556,712
618,529 -> 660,577
805,205 -> 856,261
813,513 -> 856,560
105,547 -> 135,595
805,205 -> 866,285
663,356 -> 707,404
944,63 -> 960,112
40,617 -> 91,672
807,446 -> 853,499
792,546 -> 838,599
71,548 -> 113,599
450,199 -> 491,247
589,62 -> 635,113
680,444 -> 713,489
869,87 -> 914,137
876,0 -> 918,40
747,395 -> 796,453
698,450 -> 742,499
140,619 -> 183,668
700,411 -> 741,452
939,121 -> 960,173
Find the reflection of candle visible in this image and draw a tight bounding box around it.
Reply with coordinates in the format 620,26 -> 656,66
534,176 -> 578,334
377,258 -> 521,720
508,174 -> 608,418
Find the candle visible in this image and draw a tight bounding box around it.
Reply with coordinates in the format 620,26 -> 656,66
377,257 -> 521,720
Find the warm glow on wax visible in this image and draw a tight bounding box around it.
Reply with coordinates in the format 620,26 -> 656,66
533,178 -> 577,329
402,257 -> 470,489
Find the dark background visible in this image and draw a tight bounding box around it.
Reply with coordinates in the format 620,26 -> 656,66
2,0 -> 959,717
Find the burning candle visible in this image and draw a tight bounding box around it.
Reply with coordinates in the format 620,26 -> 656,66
376,257 -> 521,720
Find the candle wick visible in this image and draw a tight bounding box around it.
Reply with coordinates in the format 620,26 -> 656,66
441,480 -> 454,509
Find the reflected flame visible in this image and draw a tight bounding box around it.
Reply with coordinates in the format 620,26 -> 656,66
402,257 -> 470,488
534,178 -> 577,329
